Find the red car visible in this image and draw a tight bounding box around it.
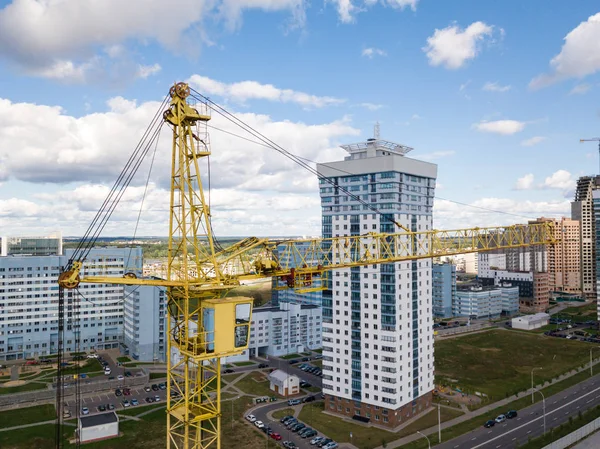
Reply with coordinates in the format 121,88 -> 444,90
123,388 -> 132,396
270,433 -> 282,441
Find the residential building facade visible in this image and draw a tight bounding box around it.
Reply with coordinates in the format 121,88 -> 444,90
1,232 -> 63,256
432,263 -> 456,318
317,136 -> 437,428
0,246 -> 142,361
123,283 -> 167,362
571,176 -> 600,301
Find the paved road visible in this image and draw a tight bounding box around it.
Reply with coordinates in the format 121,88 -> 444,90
437,373 -> 600,449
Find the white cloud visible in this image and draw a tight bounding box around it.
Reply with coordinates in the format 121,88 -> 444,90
330,0 -> 418,24
188,75 -> 345,108
136,63 -> 161,79
0,91 -> 362,235
472,120 -> 526,135
530,13 -> 600,89
569,83 -> 591,95
433,197 -> 570,230
411,114 -> 422,120
423,21 -> 495,69
459,80 -> 471,91
482,82 -> 511,92
357,102 -> 385,111
521,136 -> 546,147
362,47 -> 387,58
419,150 -> 455,161
542,169 -> 576,191
514,173 -> 534,190
0,0 -> 305,83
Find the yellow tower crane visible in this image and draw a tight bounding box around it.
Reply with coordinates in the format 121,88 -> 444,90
57,82 -> 556,449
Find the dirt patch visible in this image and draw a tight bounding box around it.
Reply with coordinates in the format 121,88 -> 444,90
479,347 -> 502,352
2,380 -> 26,387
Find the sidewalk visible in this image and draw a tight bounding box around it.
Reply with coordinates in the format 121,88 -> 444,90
372,359 -> 600,449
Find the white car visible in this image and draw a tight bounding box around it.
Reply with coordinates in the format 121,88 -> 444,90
86,354 -> 99,359
104,368 -> 111,375
117,375 -> 124,380
81,407 -> 89,415
311,436 -> 325,445
254,420 -> 264,429
245,414 -> 256,422
323,443 -> 338,449
495,414 -> 506,423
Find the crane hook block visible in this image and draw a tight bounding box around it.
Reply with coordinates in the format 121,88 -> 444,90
58,270 -> 80,289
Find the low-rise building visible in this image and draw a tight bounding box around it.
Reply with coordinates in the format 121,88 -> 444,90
78,412 -> 119,443
453,284 -> 519,319
511,313 -> 550,330
268,369 -> 299,396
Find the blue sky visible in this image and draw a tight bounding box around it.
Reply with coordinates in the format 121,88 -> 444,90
0,0 -> 599,237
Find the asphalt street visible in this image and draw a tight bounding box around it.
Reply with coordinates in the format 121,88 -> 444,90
438,372 -> 600,449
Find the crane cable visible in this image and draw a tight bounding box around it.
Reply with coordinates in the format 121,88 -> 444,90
69,94 -> 170,267
190,88 -> 410,233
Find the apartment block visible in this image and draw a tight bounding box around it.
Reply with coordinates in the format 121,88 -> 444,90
317,136 -> 437,428
1,232 -> 63,256
572,176 -> 600,301
248,302 -> 322,357
432,263 -> 456,318
0,246 -> 142,361
528,217 -> 581,295
453,285 -> 518,318
123,283 -> 167,362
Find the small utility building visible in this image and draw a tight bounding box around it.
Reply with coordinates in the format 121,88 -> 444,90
78,412 -> 119,443
512,312 -> 550,330
268,369 -> 299,397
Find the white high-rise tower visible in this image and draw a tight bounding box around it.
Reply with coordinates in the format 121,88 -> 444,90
317,134 -> 437,428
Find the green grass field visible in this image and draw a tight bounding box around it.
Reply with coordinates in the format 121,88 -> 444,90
0,404 -> 55,429
435,330 -> 591,401
0,382 -> 48,395
235,372 -> 279,397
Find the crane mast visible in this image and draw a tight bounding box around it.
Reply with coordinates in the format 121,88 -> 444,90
56,82 -> 557,449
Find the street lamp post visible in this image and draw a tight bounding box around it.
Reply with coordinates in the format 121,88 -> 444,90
437,403 -> 442,443
590,347 -> 600,376
416,431 -> 431,449
533,389 -> 546,434
531,367 -> 542,404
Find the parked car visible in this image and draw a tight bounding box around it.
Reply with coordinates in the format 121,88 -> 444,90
86,354 -> 99,359
311,436 -> 325,445
131,398 -> 139,406
63,410 -> 72,419
323,442 -> 338,449
122,400 -> 130,407
506,410 -> 518,419
146,397 -> 154,403
288,399 -> 301,406
115,389 -> 123,397
123,388 -> 131,396
107,403 -> 115,410
280,415 -> 293,423
152,384 -> 159,391
98,404 -> 106,412
495,414 -> 506,423
223,369 -> 235,374
258,363 -> 269,368
144,386 -> 151,392
80,407 -> 89,415
245,414 -> 257,422
302,357 -> 311,361
317,438 -> 333,447
270,433 -> 282,441
484,420 -> 495,428
302,395 -> 316,403
159,383 -> 166,390
283,442 -> 297,449
254,420 -> 265,429
25,360 -> 39,365
117,375 -> 124,381
288,359 -> 299,365
154,395 -> 161,402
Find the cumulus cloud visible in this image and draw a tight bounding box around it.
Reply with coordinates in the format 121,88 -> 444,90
472,120 -> 526,135
0,89 -> 364,235
433,197 -> 571,230
542,169 -> 576,191
521,136 -> 546,147
569,83 -> 591,95
330,0 -> 418,23
362,47 -> 387,58
188,75 -> 345,108
423,21 -> 495,69
514,174 -> 534,190
530,13 -> 600,89
482,82 -> 511,92
0,0 -> 305,83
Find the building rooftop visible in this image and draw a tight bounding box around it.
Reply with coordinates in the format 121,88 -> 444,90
269,369 -> 298,383
513,313 -> 550,323
340,138 -> 414,156
79,411 -> 119,428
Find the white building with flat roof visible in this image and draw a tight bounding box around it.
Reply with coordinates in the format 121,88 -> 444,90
512,313 -> 550,330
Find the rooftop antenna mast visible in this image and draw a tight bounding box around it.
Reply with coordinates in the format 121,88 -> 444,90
580,137 -> 600,175
374,122 -> 380,140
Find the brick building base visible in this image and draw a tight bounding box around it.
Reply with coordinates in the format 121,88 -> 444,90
324,390 -> 433,429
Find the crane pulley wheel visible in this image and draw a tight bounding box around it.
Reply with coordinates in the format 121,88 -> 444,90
169,82 -> 190,99
58,270 -> 80,289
